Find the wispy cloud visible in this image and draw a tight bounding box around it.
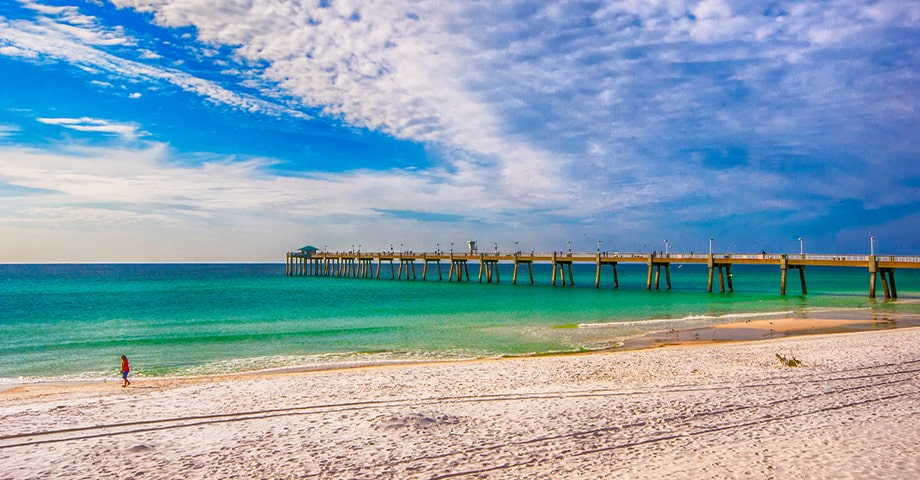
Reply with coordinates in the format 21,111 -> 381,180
0,8 -> 306,118
102,1 -> 919,199
1,0 -> 918,259
37,116 -> 145,139
0,123 -> 19,137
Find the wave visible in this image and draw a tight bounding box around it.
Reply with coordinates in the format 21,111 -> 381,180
577,310 -> 798,329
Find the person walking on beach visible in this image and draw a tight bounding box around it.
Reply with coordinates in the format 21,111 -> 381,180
121,355 -> 131,387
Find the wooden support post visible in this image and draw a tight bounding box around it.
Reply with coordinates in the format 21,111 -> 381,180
707,255 -> 715,293
551,252 -> 558,286
665,264 -> 671,290
567,262 -> 574,286
726,264 -> 733,292
888,269 -> 898,299
528,262 -> 534,285
868,255 -> 877,299
478,255 -> 485,283
422,254 -> 428,280
513,259 -> 519,285
612,263 -> 619,288
595,254 -> 601,288
397,260 -> 404,280
437,261 -> 442,281
646,254 -> 654,290
798,266 -> 806,295
448,255 -> 455,282
718,266 -> 726,293
780,254 -> 787,295
881,269 -> 891,299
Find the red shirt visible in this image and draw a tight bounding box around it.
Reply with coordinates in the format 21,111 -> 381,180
122,358 -> 130,373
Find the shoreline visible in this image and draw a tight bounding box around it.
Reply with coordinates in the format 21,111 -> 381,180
3,325 -> 919,478
4,313 -> 920,401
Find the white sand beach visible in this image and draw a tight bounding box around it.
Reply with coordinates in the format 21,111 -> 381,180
2,324 -> 919,479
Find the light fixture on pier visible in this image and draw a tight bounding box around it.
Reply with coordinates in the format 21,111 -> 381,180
664,240 -> 669,255
709,238 -> 713,255
798,237 -> 803,256
870,236 -> 876,256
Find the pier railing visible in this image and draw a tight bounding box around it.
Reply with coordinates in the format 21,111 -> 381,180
285,250 -> 920,299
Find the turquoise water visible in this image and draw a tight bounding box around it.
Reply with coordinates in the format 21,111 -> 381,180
2,263 -> 919,382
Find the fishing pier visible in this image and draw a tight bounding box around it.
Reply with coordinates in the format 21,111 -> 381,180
285,249 -> 920,299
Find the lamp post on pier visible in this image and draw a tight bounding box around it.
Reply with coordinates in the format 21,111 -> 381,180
450,242 -> 454,254
567,241 -> 572,256
798,237 -> 803,256
597,240 -> 601,254
709,238 -> 713,256
870,236 -> 876,256
664,240 -> 669,256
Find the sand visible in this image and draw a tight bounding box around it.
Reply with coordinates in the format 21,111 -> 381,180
2,325 -> 920,479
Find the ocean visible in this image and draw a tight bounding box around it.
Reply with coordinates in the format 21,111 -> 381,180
2,262 -> 919,383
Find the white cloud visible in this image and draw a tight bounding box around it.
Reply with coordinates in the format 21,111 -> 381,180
37,116 -> 146,139
2,0 -> 918,258
0,13 -> 307,119
0,124 -> 19,137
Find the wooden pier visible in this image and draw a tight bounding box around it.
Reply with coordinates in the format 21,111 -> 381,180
286,250 -> 920,299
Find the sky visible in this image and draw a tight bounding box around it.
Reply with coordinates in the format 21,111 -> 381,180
1,0 -> 918,262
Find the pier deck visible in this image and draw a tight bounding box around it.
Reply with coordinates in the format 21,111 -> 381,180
286,251 -> 920,299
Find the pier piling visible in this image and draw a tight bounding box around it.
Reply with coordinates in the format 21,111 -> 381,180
286,249 -> 917,298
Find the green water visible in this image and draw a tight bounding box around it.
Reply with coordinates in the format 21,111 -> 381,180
1,263 -> 918,382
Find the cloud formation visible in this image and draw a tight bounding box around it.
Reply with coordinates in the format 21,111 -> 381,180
0,0 -> 918,260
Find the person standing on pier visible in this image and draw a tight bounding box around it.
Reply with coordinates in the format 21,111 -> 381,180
121,355 -> 131,387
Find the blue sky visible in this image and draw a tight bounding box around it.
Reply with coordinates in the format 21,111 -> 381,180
1,0 -> 918,262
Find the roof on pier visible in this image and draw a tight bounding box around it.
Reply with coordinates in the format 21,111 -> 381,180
298,245 -> 319,252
